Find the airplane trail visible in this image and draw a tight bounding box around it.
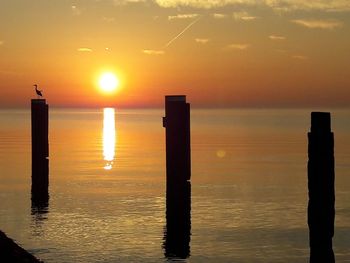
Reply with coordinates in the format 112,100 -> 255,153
165,16 -> 201,48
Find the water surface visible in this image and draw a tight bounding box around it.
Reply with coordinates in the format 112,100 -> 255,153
0,108 -> 349,262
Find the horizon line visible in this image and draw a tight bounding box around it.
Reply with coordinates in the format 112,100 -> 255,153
1,105 -> 350,111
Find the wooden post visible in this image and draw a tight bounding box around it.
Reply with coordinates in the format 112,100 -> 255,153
308,112 -> 335,263
163,95 -> 191,184
31,99 -> 49,205
162,95 -> 191,259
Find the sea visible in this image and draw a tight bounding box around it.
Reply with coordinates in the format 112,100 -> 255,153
0,108 -> 349,262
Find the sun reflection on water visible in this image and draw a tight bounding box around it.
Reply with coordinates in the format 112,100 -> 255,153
103,108 -> 116,170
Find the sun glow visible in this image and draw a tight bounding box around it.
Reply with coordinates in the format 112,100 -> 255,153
99,72 -> 120,93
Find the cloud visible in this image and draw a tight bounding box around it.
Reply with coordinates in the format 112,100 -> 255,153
71,5 -> 81,16
226,43 -> 250,50
168,14 -> 199,20
154,0 -> 255,9
142,49 -> 165,55
0,41 -> 3,46
265,1 -> 350,12
195,38 -> 209,44
292,55 -> 308,60
102,17 -> 115,22
269,35 -> 286,40
114,0 -> 146,5
291,19 -> 343,29
212,13 -> 228,19
77,48 -> 93,52
0,70 -> 20,76
152,1 -> 350,12
233,11 -> 258,21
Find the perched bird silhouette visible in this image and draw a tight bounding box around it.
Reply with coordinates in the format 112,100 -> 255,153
34,84 -> 43,98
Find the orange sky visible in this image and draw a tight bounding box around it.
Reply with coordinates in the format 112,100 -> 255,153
0,1 -> 349,108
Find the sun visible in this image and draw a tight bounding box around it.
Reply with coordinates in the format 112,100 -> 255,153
99,72 -> 120,93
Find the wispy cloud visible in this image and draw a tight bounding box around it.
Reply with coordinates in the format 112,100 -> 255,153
292,55 -> 308,60
291,19 -> 343,29
77,48 -> 92,52
114,0 -> 146,5
212,13 -> 228,19
153,1 -> 350,12
155,0 -> 230,9
168,14 -> 199,20
143,49 -> 165,55
0,70 -> 20,76
233,11 -> 258,21
0,40 -> 3,46
102,17 -> 115,22
266,1 -> 350,12
276,49 -> 287,53
195,38 -> 209,44
269,35 -> 286,40
71,5 -> 81,16
226,43 -> 250,50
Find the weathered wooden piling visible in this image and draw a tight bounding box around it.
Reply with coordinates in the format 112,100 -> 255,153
162,95 -> 192,259
308,112 -> 335,263
31,99 -> 49,204
163,95 -> 191,183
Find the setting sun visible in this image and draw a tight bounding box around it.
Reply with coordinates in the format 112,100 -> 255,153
99,72 -> 120,93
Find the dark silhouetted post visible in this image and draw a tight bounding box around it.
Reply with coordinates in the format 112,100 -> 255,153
308,112 -> 335,263
162,95 -> 191,259
163,182 -> 191,259
31,99 -> 49,206
163,95 -> 191,183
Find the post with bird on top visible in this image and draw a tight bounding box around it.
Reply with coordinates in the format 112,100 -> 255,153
162,95 -> 191,259
31,84 -> 49,207
308,112 -> 335,263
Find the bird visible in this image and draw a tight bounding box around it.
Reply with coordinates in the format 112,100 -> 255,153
33,84 -> 43,98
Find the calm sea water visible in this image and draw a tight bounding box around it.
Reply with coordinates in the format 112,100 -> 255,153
0,108 -> 349,262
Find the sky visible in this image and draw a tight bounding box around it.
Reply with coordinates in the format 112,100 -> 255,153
0,0 -> 349,108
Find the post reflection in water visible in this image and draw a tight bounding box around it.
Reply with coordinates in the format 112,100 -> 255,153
163,182 -> 191,260
31,159 -> 49,223
103,108 -> 116,170
31,197 -> 49,224
31,189 -> 49,236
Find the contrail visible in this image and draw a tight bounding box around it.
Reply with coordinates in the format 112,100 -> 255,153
164,16 -> 201,48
